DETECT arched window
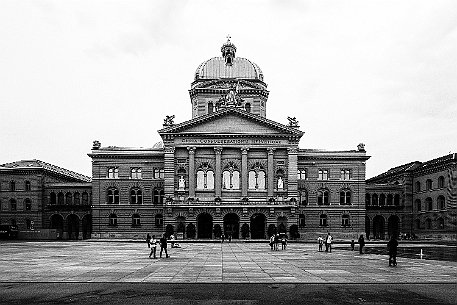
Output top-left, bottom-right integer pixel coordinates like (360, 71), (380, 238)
(342, 214), (350, 227)
(132, 214), (141, 227)
(318, 169), (328, 180)
(25, 181), (31, 191)
(109, 214), (117, 226)
(222, 163), (240, 190)
(58, 192), (64, 205)
(394, 194), (400, 206)
(425, 197), (433, 211)
(415, 199), (421, 211)
(177, 168), (186, 190)
(437, 218), (444, 229)
(297, 169), (307, 180)
(26, 219), (32, 230)
(208, 102), (214, 114)
(154, 169), (165, 179)
(415, 219), (421, 229)
(196, 163), (214, 189)
(299, 190), (308, 206)
(155, 214), (163, 227)
(379, 194), (386, 206)
(319, 214), (328, 227)
(386, 194), (393, 205)
(415, 181), (421, 192)
(50, 192), (57, 205)
(130, 188), (142, 204)
(65, 192), (72, 205)
(365, 193), (371, 206)
(426, 179), (432, 190)
(248, 163), (266, 190)
(318, 189), (329, 205)
(107, 188), (119, 204)
(130, 168), (142, 179)
(340, 169), (351, 180)
(299, 214), (305, 227)
(10, 199), (17, 211)
(82, 192), (89, 205)
(25, 198), (31, 211)
(425, 218), (432, 229)
(10, 181), (16, 191)
(74, 192), (80, 205)
(339, 189), (351, 205)
(372, 194), (378, 206)
(245, 103), (251, 113)
(438, 176), (445, 188)
(108, 167), (119, 179)
(437, 195), (445, 210)
(153, 188), (164, 204)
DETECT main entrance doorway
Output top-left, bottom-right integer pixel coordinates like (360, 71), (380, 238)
(197, 213), (213, 239)
(250, 213), (266, 239)
(373, 215), (385, 239)
(67, 214), (80, 240)
(223, 213), (239, 239)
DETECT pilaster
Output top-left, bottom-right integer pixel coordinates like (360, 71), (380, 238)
(241, 147), (249, 197)
(287, 147), (299, 199)
(214, 147), (223, 197)
(267, 148), (275, 197)
(164, 146), (176, 199)
(188, 147), (196, 198)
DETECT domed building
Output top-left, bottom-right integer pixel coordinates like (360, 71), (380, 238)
(88, 39), (370, 240)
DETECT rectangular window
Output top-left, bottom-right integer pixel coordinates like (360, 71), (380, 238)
(154, 169), (165, 179)
(340, 169), (351, 180)
(342, 215), (350, 227)
(318, 169), (328, 180)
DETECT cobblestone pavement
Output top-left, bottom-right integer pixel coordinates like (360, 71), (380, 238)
(1, 241), (456, 283)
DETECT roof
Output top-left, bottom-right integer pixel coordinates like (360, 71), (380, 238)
(0, 160), (91, 182)
(195, 57), (264, 81)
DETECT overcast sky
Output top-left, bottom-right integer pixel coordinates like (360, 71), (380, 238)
(1, 0), (456, 179)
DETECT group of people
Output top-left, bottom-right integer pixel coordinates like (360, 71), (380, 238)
(319, 233), (399, 266)
(269, 234), (288, 250)
(317, 232), (333, 252)
(146, 233), (180, 259)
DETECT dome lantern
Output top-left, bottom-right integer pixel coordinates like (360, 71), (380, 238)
(221, 35), (236, 66)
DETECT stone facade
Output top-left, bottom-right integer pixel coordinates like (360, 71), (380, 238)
(0, 160), (91, 239)
(366, 153), (457, 240)
(88, 39), (370, 240)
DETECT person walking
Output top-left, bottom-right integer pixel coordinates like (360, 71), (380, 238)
(160, 233), (169, 258)
(387, 235), (398, 266)
(146, 233), (151, 248)
(326, 233), (333, 253)
(351, 239), (355, 251)
(281, 234), (287, 250)
(318, 236), (324, 252)
(269, 235), (275, 250)
(358, 234), (365, 254)
(149, 235), (157, 259)
(274, 234), (279, 251)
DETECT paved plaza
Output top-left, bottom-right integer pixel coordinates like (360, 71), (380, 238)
(0, 241), (456, 283)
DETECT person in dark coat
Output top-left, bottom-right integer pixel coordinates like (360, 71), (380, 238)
(146, 233), (151, 248)
(358, 234), (365, 254)
(160, 233), (169, 258)
(387, 235), (398, 266)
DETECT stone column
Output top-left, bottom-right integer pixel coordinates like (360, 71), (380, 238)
(267, 148), (275, 197)
(164, 146), (176, 200)
(214, 147), (223, 198)
(241, 147), (249, 197)
(287, 147), (299, 199)
(188, 147), (196, 198)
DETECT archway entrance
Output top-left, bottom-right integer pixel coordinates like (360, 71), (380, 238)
(197, 213), (213, 239)
(250, 213), (266, 239)
(82, 214), (92, 239)
(388, 215), (400, 239)
(223, 213), (239, 239)
(50, 214), (64, 239)
(365, 216), (371, 240)
(67, 214), (80, 240)
(373, 215), (385, 240)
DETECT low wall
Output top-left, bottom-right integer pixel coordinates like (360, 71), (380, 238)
(18, 229), (58, 240)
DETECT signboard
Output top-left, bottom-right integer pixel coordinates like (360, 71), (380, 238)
(177, 138), (288, 146)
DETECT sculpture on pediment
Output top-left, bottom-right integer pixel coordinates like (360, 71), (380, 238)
(218, 81), (243, 109)
(287, 117), (299, 128)
(357, 143), (366, 151)
(163, 115), (175, 127)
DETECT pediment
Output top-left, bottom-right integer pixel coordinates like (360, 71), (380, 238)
(159, 108), (303, 137)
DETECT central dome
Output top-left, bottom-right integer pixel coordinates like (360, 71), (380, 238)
(194, 39), (264, 81)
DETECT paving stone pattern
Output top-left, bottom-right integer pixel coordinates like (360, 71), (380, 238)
(0, 241), (456, 283)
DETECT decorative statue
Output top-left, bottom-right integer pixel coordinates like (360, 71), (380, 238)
(287, 117), (299, 128)
(163, 115), (175, 126)
(357, 143), (366, 151)
(178, 176), (185, 189)
(277, 177), (284, 189)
